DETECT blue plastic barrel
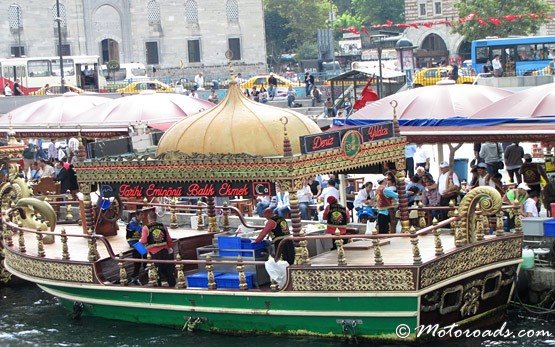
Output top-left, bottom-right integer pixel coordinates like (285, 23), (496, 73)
(453, 158), (469, 182)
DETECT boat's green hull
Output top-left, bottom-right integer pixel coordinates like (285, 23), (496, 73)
(46, 284), (418, 340)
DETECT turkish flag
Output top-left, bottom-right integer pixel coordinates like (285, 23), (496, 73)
(361, 25), (369, 35)
(461, 13), (476, 23)
(385, 20), (393, 27)
(348, 26), (360, 34)
(504, 15), (517, 22)
(423, 22), (433, 28)
(477, 18), (488, 27)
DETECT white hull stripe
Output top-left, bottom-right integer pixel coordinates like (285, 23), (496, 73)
(38, 284), (419, 318)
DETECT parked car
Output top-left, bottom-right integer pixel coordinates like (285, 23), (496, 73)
(29, 84), (85, 95)
(240, 74), (293, 89)
(116, 80), (174, 94)
(412, 67), (475, 87)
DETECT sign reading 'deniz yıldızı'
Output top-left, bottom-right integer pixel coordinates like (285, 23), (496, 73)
(300, 122), (394, 154)
(100, 181), (275, 198)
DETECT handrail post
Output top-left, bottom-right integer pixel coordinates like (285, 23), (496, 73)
(372, 227), (383, 265)
(299, 229), (310, 265)
(87, 230), (99, 262)
(417, 202), (426, 229)
(36, 227), (45, 257)
(335, 229), (346, 266)
(176, 254), (186, 288)
(448, 200), (456, 235)
(513, 202), (522, 234)
(495, 211), (504, 236)
(18, 228), (26, 253)
(65, 191), (74, 221)
(222, 201), (230, 232)
(206, 255), (216, 290)
(61, 227), (70, 260)
(454, 209), (465, 247)
(170, 197), (178, 229)
(196, 201), (204, 231)
(236, 255), (248, 290)
(410, 226), (421, 265)
(147, 253), (158, 287)
(118, 253), (128, 286)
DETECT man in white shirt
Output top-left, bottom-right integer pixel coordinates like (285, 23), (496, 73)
(4, 83), (12, 96)
(414, 144), (431, 172)
(492, 55), (503, 77)
(438, 161), (460, 220)
(194, 72), (204, 90)
(320, 178), (340, 208)
(47, 139), (57, 161)
(273, 188), (290, 218)
(296, 179), (313, 220)
(523, 191), (540, 217)
(354, 182), (375, 210)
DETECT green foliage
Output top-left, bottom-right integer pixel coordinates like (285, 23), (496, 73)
(333, 12), (363, 30)
(351, 0), (404, 24)
(453, 0), (553, 41)
(297, 42), (319, 60)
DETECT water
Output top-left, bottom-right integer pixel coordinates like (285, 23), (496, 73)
(0, 284), (553, 347)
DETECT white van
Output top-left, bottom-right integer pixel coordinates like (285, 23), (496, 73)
(101, 62), (148, 83)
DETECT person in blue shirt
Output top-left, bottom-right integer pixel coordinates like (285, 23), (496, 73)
(126, 208), (146, 284)
(375, 174), (399, 234)
(405, 143), (417, 179)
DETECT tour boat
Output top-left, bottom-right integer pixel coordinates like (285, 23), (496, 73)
(1, 81), (522, 341)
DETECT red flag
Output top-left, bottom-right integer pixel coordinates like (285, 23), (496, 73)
(504, 15), (517, 22)
(477, 18), (488, 27)
(409, 23), (419, 28)
(361, 25), (369, 35)
(461, 13), (476, 23)
(489, 17), (501, 26)
(396, 23), (409, 28)
(528, 13), (540, 19)
(371, 24), (381, 29)
(348, 26), (360, 35)
(385, 20), (393, 27)
(423, 22), (433, 28)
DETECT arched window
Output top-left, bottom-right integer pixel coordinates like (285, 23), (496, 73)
(184, 0), (198, 24)
(147, 0), (161, 24)
(226, 0), (239, 24)
(51, 2), (67, 27)
(8, 4), (22, 29)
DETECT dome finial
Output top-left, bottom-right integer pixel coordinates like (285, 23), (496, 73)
(226, 49), (237, 86)
(7, 114), (20, 145)
(281, 116), (292, 157)
(390, 100), (400, 136)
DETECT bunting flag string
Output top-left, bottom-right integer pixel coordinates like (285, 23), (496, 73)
(338, 12), (552, 33)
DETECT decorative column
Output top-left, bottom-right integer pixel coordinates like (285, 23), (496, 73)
(390, 100), (400, 137)
(395, 171), (410, 233)
(222, 201), (230, 232)
(207, 196), (218, 233)
(81, 184), (94, 234)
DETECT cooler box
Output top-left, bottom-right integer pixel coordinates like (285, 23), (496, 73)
(215, 272), (255, 289)
(217, 236), (265, 257)
(522, 217), (553, 236)
(543, 220), (555, 236)
(186, 271), (223, 288)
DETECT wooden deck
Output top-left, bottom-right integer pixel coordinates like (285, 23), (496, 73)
(14, 222), (502, 267)
(18, 222), (211, 262)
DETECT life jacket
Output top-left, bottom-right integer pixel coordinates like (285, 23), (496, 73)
(146, 222), (168, 249)
(326, 203), (347, 226)
(269, 216), (290, 240)
(376, 185), (393, 209)
(521, 163), (541, 185)
(126, 218), (142, 243)
(326, 203), (348, 235)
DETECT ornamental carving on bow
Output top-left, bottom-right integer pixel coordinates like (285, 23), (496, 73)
(4, 252), (94, 283)
(420, 237), (521, 288)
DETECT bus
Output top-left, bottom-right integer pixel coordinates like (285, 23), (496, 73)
(0, 55), (106, 93)
(101, 62), (148, 83)
(471, 36), (555, 76)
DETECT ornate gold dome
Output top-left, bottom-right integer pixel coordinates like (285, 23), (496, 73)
(156, 82), (321, 157)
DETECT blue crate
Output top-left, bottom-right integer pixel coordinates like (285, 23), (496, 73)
(544, 220), (555, 236)
(216, 272), (254, 289)
(186, 271), (223, 288)
(217, 236), (243, 250)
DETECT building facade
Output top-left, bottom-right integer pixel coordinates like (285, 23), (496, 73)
(403, 0), (555, 68)
(2, 0), (267, 78)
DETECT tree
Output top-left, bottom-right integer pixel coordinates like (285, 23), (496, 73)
(264, 0), (331, 56)
(351, 0), (404, 25)
(265, 9), (293, 64)
(453, 0), (553, 41)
